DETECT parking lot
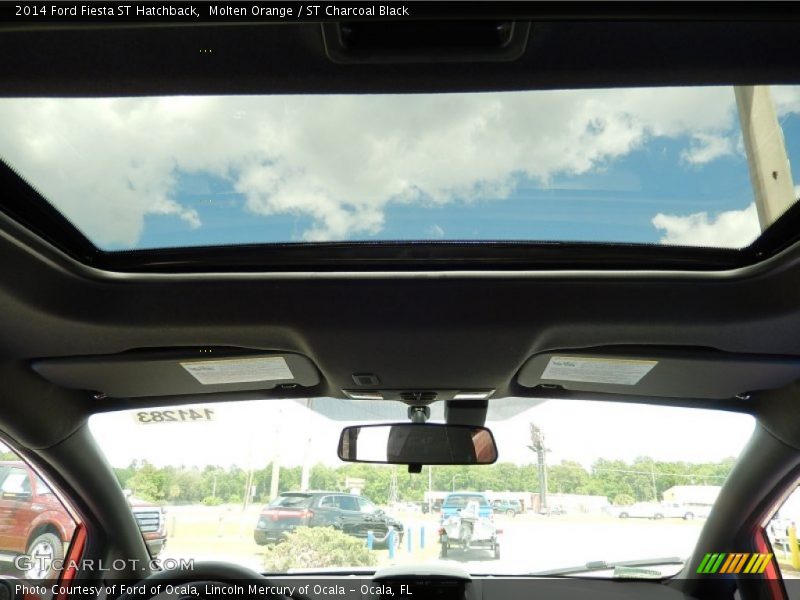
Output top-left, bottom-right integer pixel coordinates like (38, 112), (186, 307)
(2, 503), (794, 580)
(159, 505), (706, 575)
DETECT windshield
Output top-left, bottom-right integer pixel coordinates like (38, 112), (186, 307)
(88, 399), (754, 576)
(269, 494), (312, 509)
(3, 85), (800, 251)
(444, 495), (490, 508)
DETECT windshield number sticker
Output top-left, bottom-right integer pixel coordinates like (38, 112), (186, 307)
(135, 408), (214, 425)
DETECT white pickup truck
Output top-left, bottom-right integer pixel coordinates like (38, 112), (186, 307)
(607, 502), (703, 520)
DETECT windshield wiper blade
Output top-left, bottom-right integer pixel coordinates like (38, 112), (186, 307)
(529, 556), (685, 577)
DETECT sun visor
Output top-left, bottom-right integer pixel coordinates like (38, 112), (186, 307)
(517, 348), (800, 399)
(31, 348), (320, 398)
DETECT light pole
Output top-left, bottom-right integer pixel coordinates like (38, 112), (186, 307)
(734, 86), (796, 230)
(650, 463), (658, 502)
(528, 424), (548, 512)
(269, 407), (283, 501)
(428, 465), (433, 512)
(451, 474), (461, 492)
(300, 399), (314, 491)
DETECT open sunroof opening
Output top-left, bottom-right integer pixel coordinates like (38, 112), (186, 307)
(1, 85), (800, 257)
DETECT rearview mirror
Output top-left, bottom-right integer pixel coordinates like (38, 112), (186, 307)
(338, 423), (498, 465)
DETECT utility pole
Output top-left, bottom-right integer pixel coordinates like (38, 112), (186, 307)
(269, 460), (280, 500)
(650, 463), (658, 502)
(528, 423), (548, 512)
(538, 440), (548, 512)
(389, 466), (399, 505)
(269, 408), (283, 500)
(734, 86), (796, 230)
(243, 428), (255, 510)
(243, 470), (256, 508)
(428, 465), (433, 512)
(300, 399), (314, 491)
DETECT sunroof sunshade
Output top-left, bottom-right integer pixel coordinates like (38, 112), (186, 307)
(2, 85), (799, 252)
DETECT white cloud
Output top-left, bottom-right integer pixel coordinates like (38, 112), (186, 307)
(771, 86), (800, 116)
(150, 197), (202, 229)
(680, 133), (735, 165)
(428, 224), (445, 239)
(651, 203), (760, 248)
(0, 86), (761, 247)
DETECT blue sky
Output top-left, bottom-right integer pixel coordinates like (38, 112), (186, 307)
(2, 86), (799, 252)
(136, 133), (759, 250)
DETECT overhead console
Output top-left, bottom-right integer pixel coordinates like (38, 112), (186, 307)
(517, 346), (800, 400)
(30, 347), (320, 398)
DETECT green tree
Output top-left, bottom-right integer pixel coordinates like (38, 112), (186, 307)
(548, 461), (590, 494)
(613, 493), (635, 506)
(309, 464), (341, 491)
(127, 461), (161, 501)
(110, 455), (735, 507)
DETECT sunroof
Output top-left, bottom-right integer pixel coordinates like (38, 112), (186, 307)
(1, 85), (799, 252)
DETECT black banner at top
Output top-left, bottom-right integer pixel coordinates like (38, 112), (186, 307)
(7, 2), (419, 21)
(1, 2), (797, 24)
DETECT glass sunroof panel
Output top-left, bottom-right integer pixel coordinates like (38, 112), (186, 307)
(1, 85), (799, 251)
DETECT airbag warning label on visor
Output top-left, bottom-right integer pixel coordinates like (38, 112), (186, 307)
(180, 356), (294, 385)
(541, 356), (657, 386)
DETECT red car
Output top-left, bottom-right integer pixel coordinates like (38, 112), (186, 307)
(0, 461), (75, 578)
(0, 461), (167, 578)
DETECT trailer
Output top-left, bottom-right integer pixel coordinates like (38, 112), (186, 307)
(438, 500), (500, 559)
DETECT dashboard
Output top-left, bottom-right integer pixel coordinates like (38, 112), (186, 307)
(262, 564), (697, 600)
(136, 563), (699, 600)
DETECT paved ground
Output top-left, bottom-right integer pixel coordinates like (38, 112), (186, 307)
(444, 513), (701, 574)
(159, 506), (705, 576)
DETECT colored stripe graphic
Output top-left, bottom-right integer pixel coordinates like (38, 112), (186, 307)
(697, 553), (723, 573)
(720, 553), (738, 573)
(697, 553), (773, 574)
(744, 554), (761, 574)
(697, 553), (714, 573)
(757, 554), (773, 574)
(732, 554), (749, 573)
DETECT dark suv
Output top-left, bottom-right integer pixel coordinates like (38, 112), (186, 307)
(493, 500), (523, 516)
(254, 491), (404, 547)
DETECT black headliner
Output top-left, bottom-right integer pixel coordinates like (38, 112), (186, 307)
(2, 17), (800, 96)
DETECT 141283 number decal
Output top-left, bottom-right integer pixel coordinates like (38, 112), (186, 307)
(135, 408), (214, 425)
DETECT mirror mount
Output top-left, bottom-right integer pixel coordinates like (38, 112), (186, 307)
(407, 405), (430, 423)
(445, 399), (488, 427)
